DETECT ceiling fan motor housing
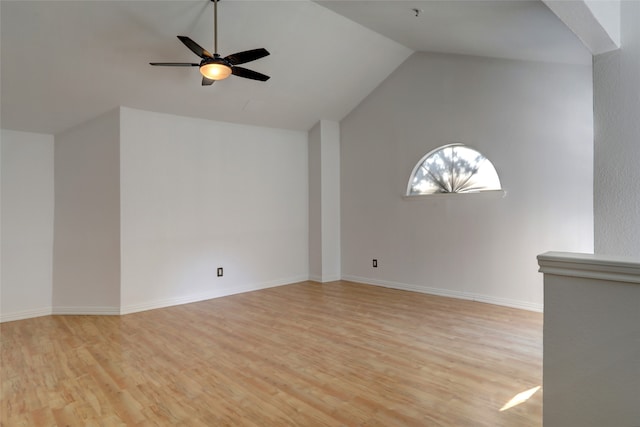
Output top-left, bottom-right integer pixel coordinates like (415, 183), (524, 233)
(200, 56), (233, 80)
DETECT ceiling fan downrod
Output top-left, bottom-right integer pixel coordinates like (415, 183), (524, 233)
(212, 0), (219, 55)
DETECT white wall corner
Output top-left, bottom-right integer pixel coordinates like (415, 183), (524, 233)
(544, 0), (621, 54)
(319, 120), (341, 282)
(308, 119), (342, 283)
(308, 122), (323, 281)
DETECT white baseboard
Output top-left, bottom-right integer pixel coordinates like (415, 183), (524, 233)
(120, 275), (309, 315)
(341, 275), (543, 312)
(1, 277), (310, 321)
(52, 306), (120, 315)
(0, 307), (53, 323)
(308, 274), (341, 283)
(1, 275), (542, 322)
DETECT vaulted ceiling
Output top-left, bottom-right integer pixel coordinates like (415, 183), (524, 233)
(0, 0), (590, 135)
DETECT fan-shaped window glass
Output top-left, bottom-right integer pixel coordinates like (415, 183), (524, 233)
(407, 144), (501, 195)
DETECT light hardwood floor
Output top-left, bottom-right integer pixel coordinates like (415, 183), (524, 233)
(1, 281), (542, 426)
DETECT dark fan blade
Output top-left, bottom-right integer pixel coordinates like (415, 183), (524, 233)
(202, 76), (215, 86)
(225, 48), (270, 65)
(150, 62), (199, 67)
(231, 66), (270, 81)
(177, 35), (213, 59)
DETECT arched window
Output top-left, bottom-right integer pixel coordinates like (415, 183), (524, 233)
(407, 143), (502, 195)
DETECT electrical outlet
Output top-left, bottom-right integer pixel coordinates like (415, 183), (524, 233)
(217, 267), (223, 277)
(373, 259), (378, 268)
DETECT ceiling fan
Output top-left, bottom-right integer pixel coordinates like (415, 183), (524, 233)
(150, 0), (270, 86)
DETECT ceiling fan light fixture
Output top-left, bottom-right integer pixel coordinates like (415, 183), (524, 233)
(200, 62), (232, 80)
(149, 0), (270, 85)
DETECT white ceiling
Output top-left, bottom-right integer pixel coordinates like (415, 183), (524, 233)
(0, 0), (591, 135)
(318, 0), (592, 64)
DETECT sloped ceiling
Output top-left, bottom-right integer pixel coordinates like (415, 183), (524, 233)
(0, 0), (590, 135)
(318, 0), (592, 64)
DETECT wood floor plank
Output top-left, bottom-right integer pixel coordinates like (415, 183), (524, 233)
(1, 281), (542, 426)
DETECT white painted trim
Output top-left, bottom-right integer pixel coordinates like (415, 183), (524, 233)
(0, 307), (53, 323)
(120, 275), (309, 315)
(1, 277), (310, 320)
(1, 274), (544, 321)
(537, 251), (640, 284)
(308, 274), (341, 283)
(52, 306), (120, 316)
(543, 0), (620, 54)
(342, 275), (543, 312)
(403, 189), (506, 201)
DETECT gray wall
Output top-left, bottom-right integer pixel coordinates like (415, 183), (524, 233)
(119, 108), (309, 313)
(1, 130), (54, 321)
(340, 52), (594, 310)
(53, 109), (121, 313)
(2, 106), (310, 320)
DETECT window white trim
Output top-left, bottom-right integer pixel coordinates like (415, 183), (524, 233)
(403, 189), (506, 201)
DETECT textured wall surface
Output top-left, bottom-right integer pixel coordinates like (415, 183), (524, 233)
(594, 1), (640, 256)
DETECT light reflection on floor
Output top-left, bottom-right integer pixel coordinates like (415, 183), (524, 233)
(500, 386), (542, 412)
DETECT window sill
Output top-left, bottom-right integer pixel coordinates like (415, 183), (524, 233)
(403, 189), (507, 201)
